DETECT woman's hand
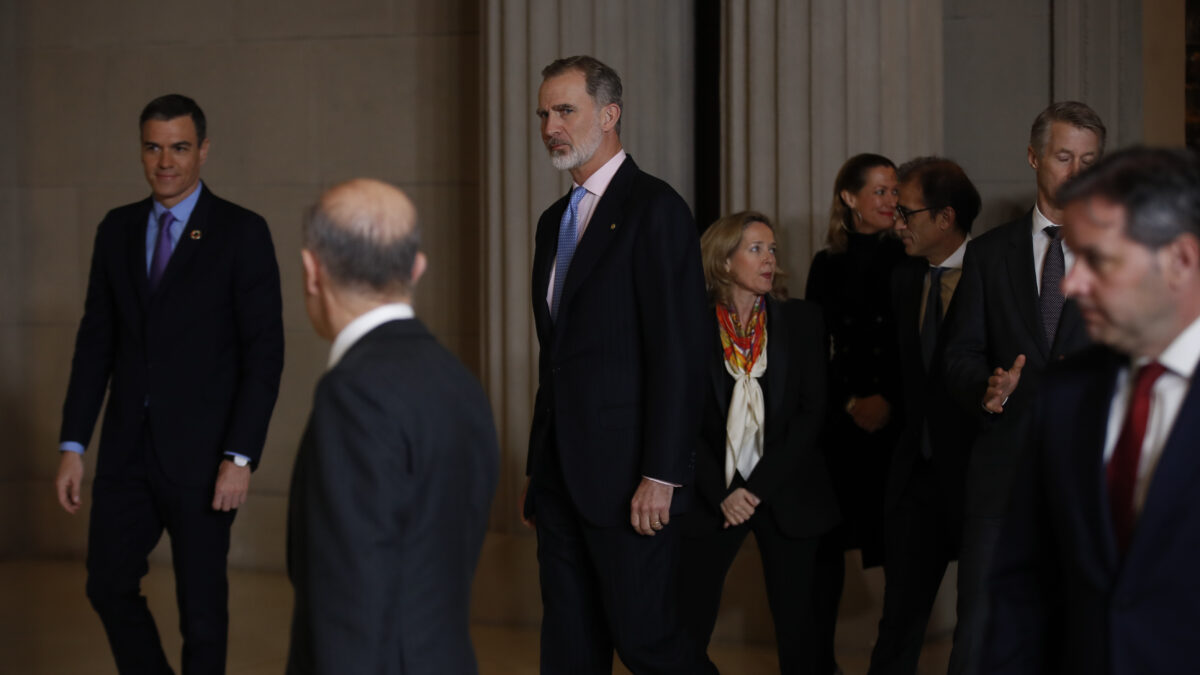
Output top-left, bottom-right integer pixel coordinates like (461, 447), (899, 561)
(720, 487), (761, 528)
(849, 394), (891, 433)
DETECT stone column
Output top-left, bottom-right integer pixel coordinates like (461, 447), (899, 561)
(720, 0), (942, 286)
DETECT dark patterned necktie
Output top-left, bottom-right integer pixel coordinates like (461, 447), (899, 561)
(1040, 226), (1065, 347)
(920, 266), (947, 368)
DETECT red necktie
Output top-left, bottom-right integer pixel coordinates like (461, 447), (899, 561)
(1107, 361), (1167, 554)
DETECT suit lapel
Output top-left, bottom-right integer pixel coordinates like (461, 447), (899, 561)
(127, 198), (154, 308)
(153, 187), (210, 299)
(1127, 374), (1200, 567)
(709, 317), (729, 417)
(555, 156), (637, 320)
(532, 194), (567, 342)
(1053, 299), (1088, 355)
(1004, 211), (1048, 360)
(765, 296), (789, 425)
(1075, 355), (1123, 572)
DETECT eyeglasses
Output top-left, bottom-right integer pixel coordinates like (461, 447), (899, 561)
(894, 205), (935, 224)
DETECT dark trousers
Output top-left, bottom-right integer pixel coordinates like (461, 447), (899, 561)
(530, 443), (692, 675)
(868, 460), (958, 675)
(85, 428), (235, 675)
(812, 528), (846, 675)
(680, 498), (821, 674)
(946, 514), (1004, 675)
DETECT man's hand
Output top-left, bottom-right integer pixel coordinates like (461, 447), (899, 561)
(630, 478), (674, 536)
(212, 459), (251, 512)
(520, 477), (535, 530)
(56, 452), (85, 514)
(720, 487), (760, 529)
(983, 354), (1026, 414)
(849, 394), (892, 433)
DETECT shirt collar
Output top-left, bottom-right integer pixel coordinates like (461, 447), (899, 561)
(1140, 314), (1200, 380)
(328, 302), (415, 368)
(152, 180), (204, 225)
(935, 234), (971, 270)
(575, 149), (626, 197)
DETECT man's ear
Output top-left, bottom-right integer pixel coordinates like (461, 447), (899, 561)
(938, 206), (957, 232)
(600, 103), (621, 132)
(410, 251), (427, 286)
(1027, 144), (1039, 171)
(301, 248), (321, 296)
(1161, 233), (1200, 290)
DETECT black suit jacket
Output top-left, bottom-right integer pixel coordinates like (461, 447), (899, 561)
(287, 319), (499, 675)
(59, 186), (284, 486)
(887, 258), (976, 524)
(526, 155), (709, 527)
(982, 346), (1200, 675)
(941, 211), (1089, 516)
(686, 297), (839, 538)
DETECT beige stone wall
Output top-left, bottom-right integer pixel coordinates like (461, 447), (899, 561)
(0, 0), (482, 569)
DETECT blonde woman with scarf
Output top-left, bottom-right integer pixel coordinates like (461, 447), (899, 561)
(680, 211), (840, 674)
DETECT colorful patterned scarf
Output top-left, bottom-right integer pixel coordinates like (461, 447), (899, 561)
(717, 297), (768, 487)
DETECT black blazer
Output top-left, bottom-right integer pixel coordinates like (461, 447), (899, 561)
(526, 155), (709, 526)
(59, 186), (284, 486)
(287, 319), (499, 675)
(887, 258), (976, 523)
(982, 346), (1200, 675)
(687, 297), (839, 538)
(941, 212), (1089, 516)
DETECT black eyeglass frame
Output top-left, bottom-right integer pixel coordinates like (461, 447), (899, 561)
(894, 205), (936, 224)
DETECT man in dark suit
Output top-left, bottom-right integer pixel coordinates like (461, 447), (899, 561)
(869, 158), (980, 675)
(54, 94), (284, 674)
(287, 179), (498, 674)
(940, 101), (1105, 675)
(521, 55), (708, 673)
(981, 147), (1200, 674)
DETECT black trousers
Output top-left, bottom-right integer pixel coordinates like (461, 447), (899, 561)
(680, 495), (821, 675)
(85, 426), (235, 675)
(868, 459), (958, 675)
(946, 514), (1003, 675)
(530, 442), (693, 675)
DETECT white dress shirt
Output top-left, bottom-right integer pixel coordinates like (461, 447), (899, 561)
(1103, 315), (1200, 515)
(328, 303), (415, 369)
(545, 149), (627, 309)
(1031, 205), (1076, 293)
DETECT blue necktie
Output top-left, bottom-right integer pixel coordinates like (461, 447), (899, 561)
(551, 186), (588, 321)
(149, 210), (176, 289)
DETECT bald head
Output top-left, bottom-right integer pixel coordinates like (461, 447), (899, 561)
(304, 178), (422, 297)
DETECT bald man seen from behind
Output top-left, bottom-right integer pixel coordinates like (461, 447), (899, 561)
(286, 179), (499, 675)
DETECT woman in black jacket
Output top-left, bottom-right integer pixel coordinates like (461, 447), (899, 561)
(681, 210), (838, 674)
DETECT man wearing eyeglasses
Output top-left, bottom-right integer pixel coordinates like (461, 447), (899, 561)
(940, 102), (1105, 675)
(869, 157), (979, 675)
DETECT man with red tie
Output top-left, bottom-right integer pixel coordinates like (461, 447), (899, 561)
(981, 147), (1200, 675)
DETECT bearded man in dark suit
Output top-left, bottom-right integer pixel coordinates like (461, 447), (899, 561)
(287, 178), (498, 675)
(521, 55), (708, 674)
(55, 94), (284, 674)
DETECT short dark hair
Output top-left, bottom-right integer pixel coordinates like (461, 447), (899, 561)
(1057, 146), (1200, 249)
(1029, 101), (1106, 157)
(303, 196), (421, 295)
(827, 153), (897, 252)
(139, 94), (207, 143)
(542, 55), (623, 134)
(897, 156), (981, 235)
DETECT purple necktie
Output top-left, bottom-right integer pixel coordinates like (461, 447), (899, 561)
(149, 210), (176, 289)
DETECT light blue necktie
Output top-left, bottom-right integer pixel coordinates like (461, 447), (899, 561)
(551, 186), (588, 321)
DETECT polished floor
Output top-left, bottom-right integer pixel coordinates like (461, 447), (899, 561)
(0, 559), (951, 674)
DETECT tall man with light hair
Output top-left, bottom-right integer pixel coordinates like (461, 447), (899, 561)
(941, 101), (1105, 674)
(287, 179), (499, 675)
(982, 147), (1200, 674)
(522, 55), (708, 673)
